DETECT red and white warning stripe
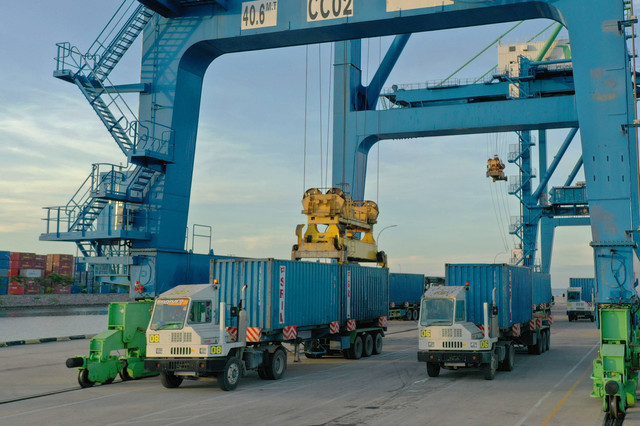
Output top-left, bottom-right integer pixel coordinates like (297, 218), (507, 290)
(476, 324), (485, 332)
(246, 327), (262, 342)
(529, 319), (536, 331)
(547, 315), (553, 325)
(537, 318), (542, 329)
(512, 323), (521, 337)
(225, 326), (238, 342)
(378, 316), (388, 328)
(282, 325), (297, 340)
(403, 301), (410, 308)
(330, 321), (340, 334)
(389, 302), (396, 308)
(347, 319), (356, 331)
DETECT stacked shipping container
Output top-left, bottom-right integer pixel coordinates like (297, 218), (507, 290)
(3, 252), (75, 295)
(0, 251), (9, 295)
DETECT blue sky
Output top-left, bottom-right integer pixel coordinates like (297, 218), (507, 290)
(2, 1), (631, 289)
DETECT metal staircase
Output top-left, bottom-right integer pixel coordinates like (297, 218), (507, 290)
(41, 0), (162, 256)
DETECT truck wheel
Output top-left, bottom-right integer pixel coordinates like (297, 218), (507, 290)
(160, 371), (183, 389)
(534, 333), (543, 355)
(265, 347), (287, 380)
(483, 352), (497, 380)
(363, 333), (374, 357)
(348, 335), (363, 360)
(426, 362), (440, 377)
(372, 332), (383, 355)
(405, 310), (412, 321)
(219, 357), (242, 391)
(591, 315), (595, 323)
(499, 343), (515, 371)
(78, 369), (94, 388)
(412, 309), (419, 321)
(257, 368), (269, 380)
(544, 330), (550, 352)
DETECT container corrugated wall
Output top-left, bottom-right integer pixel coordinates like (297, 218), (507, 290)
(389, 273), (425, 305)
(0, 251), (9, 270)
(532, 272), (552, 307)
(569, 278), (596, 303)
(211, 259), (387, 334)
(342, 264), (388, 323)
(446, 264), (533, 328)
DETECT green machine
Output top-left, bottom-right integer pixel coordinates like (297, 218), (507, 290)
(66, 301), (158, 387)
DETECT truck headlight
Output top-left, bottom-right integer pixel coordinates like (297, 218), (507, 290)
(470, 342), (478, 348)
(156, 348), (163, 355)
(200, 348), (207, 354)
(428, 341), (435, 348)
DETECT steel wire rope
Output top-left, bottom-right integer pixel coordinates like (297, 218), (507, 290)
(325, 43), (333, 188)
(490, 133), (510, 252)
(377, 37), (382, 205)
(497, 132), (517, 248)
(303, 45), (309, 192)
(318, 44), (324, 187)
(487, 134), (510, 253)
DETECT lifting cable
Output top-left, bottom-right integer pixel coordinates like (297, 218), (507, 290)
(303, 45), (309, 192)
(318, 44), (324, 187)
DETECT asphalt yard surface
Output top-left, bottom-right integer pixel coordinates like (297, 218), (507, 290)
(0, 302), (603, 425)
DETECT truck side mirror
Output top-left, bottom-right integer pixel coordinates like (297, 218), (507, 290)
(230, 306), (238, 317)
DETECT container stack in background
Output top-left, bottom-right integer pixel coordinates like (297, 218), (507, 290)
(3, 252), (77, 295)
(0, 251), (9, 295)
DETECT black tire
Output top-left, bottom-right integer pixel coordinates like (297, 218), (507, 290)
(257, 368), (269, 380)
(405, 310), (412, 321)
(264, 347), (287, 380)
(545, 330), (551, 352)
(363, 333), (374, 357)
(119, 366), (132, 381)
(219, 357), (242, 391)
(534, 333), (543, 355)
(412, 309), (419, 321)
(499, 343), (515, 372)
(103, 377), (114, 385)
(372, 332), (383, 355)
(484, 352), (497, 380)
(78, 369), (94, 388)
(591, 315), (595, 323)
(426, 362), (440, 377)
(348, 335), (363, 360)
(160, 371), (183, 389)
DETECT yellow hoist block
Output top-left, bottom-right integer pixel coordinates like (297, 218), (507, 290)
(486, 155), (507, 182)
(292, 188), (387, 267)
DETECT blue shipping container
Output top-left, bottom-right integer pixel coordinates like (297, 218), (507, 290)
(389, 273), (425, 305)
(0, 268), (8, 277)
(445, 264), (533, 329)
(0, 251), (9, 267)
(569, 278), (595, 303)
(0, 282), (6, 295)
(532, 272), (552, 307)
(210, 259), (388, 334)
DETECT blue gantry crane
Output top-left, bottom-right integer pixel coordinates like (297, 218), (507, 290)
(41, 0), (640, 419)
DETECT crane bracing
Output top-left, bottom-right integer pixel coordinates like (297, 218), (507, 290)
(42, 0), (640, 419)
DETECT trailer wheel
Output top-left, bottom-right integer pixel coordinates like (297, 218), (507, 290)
(405, 310), (412, 321)
(363, 333), (374, 357)
(483, 352), (497, 380)
(78, 369), (94, 388)
(348, 335), (363, 360)
(426, 362), (440, 377)
(372, 332), (383, 355)
(534, 333), (543, 355)
(219, 357), (242, 391)
(160, 371), (183, 389)
(264, 347), (287, 380)
(119, 366), (132, 381)
(544, 330), (551, 352)
(412, 309), (419, 321)
(499, 343), (515, 372)
(257, 368), (269, 380)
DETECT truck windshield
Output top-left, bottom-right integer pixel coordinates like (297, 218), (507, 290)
(420, 298), (454, 326)
(567, 291), (581, 302)
(150, 298), (189, 330)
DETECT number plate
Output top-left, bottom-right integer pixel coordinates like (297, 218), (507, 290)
(307, 0), (353, 22)
(210, 345), (223, 355)
(420, 329), (431, 337)
(241, 0), (278, 30)
(149, 334), (159, 343)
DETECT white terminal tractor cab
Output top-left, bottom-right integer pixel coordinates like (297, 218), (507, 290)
(144, 281), (287, 391)
(417, 285), (513, 380)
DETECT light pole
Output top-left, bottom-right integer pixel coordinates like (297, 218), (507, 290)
(377, 225), (398, 247)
